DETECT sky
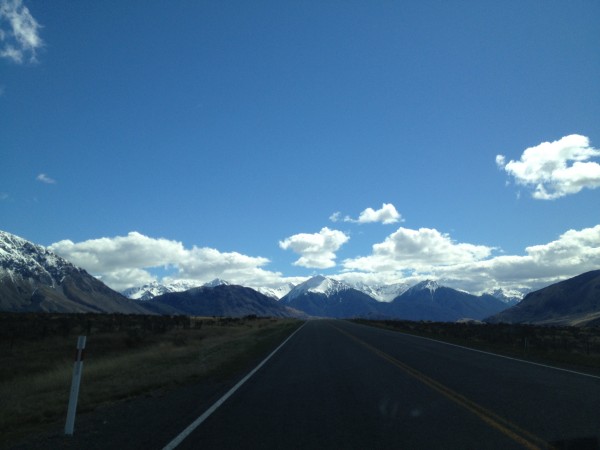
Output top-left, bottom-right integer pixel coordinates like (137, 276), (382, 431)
(1, 0), (599, 295)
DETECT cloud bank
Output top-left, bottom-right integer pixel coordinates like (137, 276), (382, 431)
(48, 222), (600, 297)
(342, 224), (600, 294)
(279, 227), (349, 269)
(49, 232), (290, 291)
(344, 227), (494, 272)
(497, 134), (600, 200)
(0, 0), (43, 64)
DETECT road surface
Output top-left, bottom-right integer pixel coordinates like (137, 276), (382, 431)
(165, 320), (600, 450)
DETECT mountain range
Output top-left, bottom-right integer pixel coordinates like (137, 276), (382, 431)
(139, 284), (305, 318)
(385, 280), (509, 322)
(279, 275), (381, 318)
(274, 277), (510, 321)
(3, 229), (598, 325)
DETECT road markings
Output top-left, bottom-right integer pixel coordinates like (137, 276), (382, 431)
(333, 324), (553, 450)
(391, 330), (600, 380)
(162, 321), (307, 450)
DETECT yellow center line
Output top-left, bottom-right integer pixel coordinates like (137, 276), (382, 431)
(332, 324), (554, 450)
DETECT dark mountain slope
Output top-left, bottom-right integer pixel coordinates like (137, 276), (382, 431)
(0, 230), (150, 314)
(487, 270), (600, 326)
(279, 276), (381, 318)
(142, 284), (303, 318)
(390, 281), (509, 322)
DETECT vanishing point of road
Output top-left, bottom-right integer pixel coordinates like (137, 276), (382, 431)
(162, 320), (600, 450)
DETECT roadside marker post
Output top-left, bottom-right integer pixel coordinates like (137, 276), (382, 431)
(65, 335), (86, 436)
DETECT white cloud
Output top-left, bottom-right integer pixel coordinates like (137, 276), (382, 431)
(354, 203), (402, 224)
(497, 134), (600, 199)
(342, 224), (600, 295)
(0, 0), (43, 64)
(49, 231), (285, 291)
(333, 203), (403, 225)
(35, 173), (56, 184)
(279, 227), (349, 269)
(344, 227), (493, 273)
(329, 211), (342, 223)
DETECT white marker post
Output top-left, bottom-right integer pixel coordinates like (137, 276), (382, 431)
(65, 335), (86, 436)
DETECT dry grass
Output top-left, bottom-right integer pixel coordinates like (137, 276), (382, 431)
(0, 316), (301, 447)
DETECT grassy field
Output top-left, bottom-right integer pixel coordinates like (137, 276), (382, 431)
(0, 313), (301, 447)
(353, 318), (600, 373)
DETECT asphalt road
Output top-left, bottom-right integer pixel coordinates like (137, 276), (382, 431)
(165, 320), (600, 450)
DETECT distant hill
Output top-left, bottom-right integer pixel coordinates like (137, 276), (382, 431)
(279, 276), (381, 318)
(141, 284), (304, 318)
(487, 270), (600, 326)
(0, 230), (150, 314)
(389, 280), (509, 322)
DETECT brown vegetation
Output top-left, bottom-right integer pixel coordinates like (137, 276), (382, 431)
(0, 312), (301, 447)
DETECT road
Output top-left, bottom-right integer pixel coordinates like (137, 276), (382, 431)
(163, 320), (600, 450)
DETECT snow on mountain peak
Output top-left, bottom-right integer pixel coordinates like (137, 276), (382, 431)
(286, 275), (351, 300)
(418, 280), (439, 293)
(406, 280), (441, 296)
(0, 230), (77, 286)
(203, 278), (230, 288)
(122, 280), (201, 300)
(487, 287), (525, 304)
(256, 283), (295, 300)
(122, 278), (232, 301)
(348, 281), (410, 302)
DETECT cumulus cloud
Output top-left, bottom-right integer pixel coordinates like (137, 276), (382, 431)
(344, 227), (493, 273)
(342, 224), (600, 295)
(497, 135), (600, 199)
(354, 203), (402, 224)
(36, 173), (56, 184)
(49, 231), (285, 291)
(0, 0), (43, 64)
(279, 227), (349, 269)
(332, 203), (403, 225)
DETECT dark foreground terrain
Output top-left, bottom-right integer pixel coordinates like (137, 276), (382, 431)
(10, 319), (600, 449)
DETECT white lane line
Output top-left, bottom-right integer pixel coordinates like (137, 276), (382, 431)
(388, 327), (600, 380)
(162, 321), (307, 450)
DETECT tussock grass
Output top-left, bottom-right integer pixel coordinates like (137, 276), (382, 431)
(0, 315), (301, 447)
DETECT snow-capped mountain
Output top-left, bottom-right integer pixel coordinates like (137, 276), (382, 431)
(1, 230), (74, 287)
(403, 280), (441, 298)
(122, 278), (229, 300)
(202, 278), (230, 288)
(391, 280), (509, 321)
(256, 283), (295, 300)
(122, 280), (200, 301)
(283, 275), (351, 301)
(0, 230), (148, 313)
(349, 281), (410, 302)
(280, 275), (380, 318)
(486, 288), (524, 305)
(142, 284), (304, 318)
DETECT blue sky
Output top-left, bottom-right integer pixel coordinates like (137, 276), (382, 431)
(1, 0), (599, 294)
